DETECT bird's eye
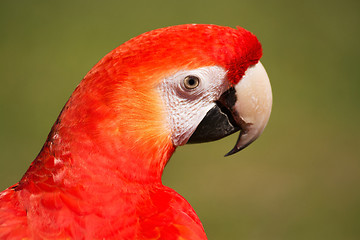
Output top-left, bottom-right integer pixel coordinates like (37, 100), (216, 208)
(183, 75), (200, 89)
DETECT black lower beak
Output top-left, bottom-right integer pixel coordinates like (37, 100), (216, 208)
(187, 88), (240, 144)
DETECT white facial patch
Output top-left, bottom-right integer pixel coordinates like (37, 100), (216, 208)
(157, 66), (229, 146)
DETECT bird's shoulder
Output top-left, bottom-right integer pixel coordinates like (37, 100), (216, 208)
(136, 185), (208, 240)
(0, 186), (29, 239)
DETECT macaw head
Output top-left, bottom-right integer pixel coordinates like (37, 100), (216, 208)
(55, 24), (272, 178)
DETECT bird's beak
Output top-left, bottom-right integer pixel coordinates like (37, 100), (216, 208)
(188, 62), (272, 156)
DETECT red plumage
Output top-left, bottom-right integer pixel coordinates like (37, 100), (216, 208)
(0, 24), (262, 239)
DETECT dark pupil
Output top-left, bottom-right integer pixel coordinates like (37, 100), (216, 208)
(188, 78), (196, 86)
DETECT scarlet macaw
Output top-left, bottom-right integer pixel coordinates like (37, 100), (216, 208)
(0, 24), (272, 239)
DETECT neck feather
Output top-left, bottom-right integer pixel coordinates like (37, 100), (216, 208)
(19, 78), (175, 194)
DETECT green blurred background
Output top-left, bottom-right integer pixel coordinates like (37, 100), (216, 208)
(1, 0), (359, 239)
